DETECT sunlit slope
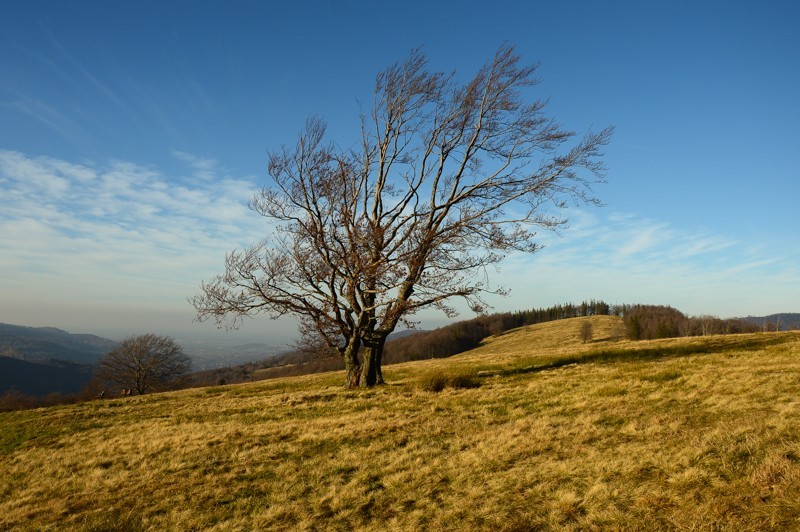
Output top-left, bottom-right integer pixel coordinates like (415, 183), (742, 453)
(455, 314), (628, 363)
(2, 322), (800, 530)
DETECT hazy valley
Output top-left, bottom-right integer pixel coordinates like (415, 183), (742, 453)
(0, 323), (285, 398)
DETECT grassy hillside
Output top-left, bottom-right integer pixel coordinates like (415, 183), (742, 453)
(2, 316), (800, 530)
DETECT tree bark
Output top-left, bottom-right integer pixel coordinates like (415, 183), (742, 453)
(359, 332), (388, 387)
(374, 339), (385, 385)
(342, 337), (361, 388)
(359, 346), (378, 387)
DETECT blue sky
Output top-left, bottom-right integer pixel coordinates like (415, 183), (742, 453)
(1, 1), (798, 343)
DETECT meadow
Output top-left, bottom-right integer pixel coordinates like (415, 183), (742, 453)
(2, 316), (799, 530)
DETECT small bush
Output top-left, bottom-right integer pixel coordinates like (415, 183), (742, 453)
(0, 389), (37, 412)
(419, 373), (449, 392)
(418, 370), (480, 392)
(448, 372), (480, 389)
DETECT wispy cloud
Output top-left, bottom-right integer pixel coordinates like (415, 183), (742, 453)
(1, 96), (85, 140)
(615, 222), (670, 257)
(172, 151), (218, 181)
(488, 209), (799, 318)
(0, 149), (269, 336)
(44, 28), (131, 115)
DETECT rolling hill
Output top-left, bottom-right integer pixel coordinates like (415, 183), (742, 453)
(0, 323), (117, 364)
(0, 357), (94, 397)
(2, 316), (799, 530)
(741, 313), (800, 331)
(0, 323), (118, 397)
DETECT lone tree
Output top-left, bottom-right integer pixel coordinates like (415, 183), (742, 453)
(580, 321), (593, 343)
(96, 334), (191, 395)
(191, 45), (612, 387)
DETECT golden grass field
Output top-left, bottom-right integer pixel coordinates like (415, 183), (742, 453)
(2, 316), (800, 530)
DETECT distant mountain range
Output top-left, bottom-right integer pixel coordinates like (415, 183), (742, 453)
(0, 356), (95, 397)
(0, 323), (119, 397)
(0, 323), (118, 364)
(739, 313), (800, 331)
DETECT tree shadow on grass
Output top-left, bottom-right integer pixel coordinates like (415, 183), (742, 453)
(491, 334), (797, 379)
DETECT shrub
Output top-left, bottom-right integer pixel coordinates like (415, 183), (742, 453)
(418, 373), (449, 392)
(418, 370), (480, 392)
(447, 371), (481, 389)
(0, 389), (37, 412)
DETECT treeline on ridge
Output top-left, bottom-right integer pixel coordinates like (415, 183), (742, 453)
(384, 300), (621, 364)
(384, 303), (763, 361)
(623, 305), (761, 340)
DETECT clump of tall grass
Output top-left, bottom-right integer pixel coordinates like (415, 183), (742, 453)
(417, 369), (480, 392)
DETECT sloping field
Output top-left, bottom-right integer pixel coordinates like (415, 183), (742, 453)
(2, 316), (800, 530)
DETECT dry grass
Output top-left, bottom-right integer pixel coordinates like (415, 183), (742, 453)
(2, 316), (800, 530)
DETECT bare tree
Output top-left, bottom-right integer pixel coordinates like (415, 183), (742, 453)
(191, 45), (612, 387)
(580, 321), (593, 343)
(697, 314), (718, 336)
(96, 334), (191, 395)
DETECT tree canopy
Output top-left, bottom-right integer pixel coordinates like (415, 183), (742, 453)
(96, 334), (191, 395)
(191, 45), (612, 387)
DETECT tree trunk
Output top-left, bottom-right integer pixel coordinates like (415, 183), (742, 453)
(358, 311), (380, 387)
(374, 337), (385, 385)
(359, 333), (388, 387)
(342, 337), (361, 388)
(359, 346), (378, 387)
